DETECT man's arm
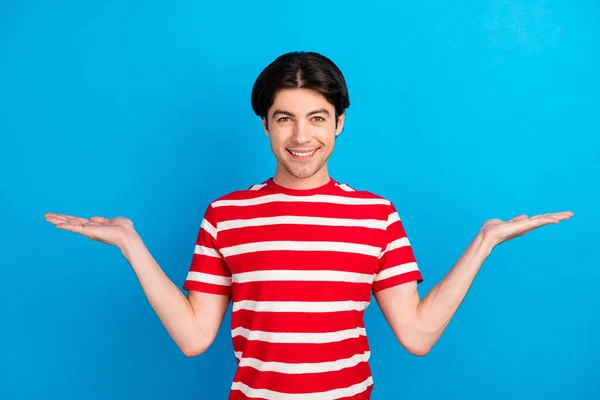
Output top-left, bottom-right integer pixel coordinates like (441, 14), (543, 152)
(44, 213), (230, 357)
(375, 211), (573, 356)
(375, 232), (491, 356)
(122, 232), (230, 357)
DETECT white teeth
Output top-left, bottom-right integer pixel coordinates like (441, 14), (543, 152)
(290, 149), (316, 157)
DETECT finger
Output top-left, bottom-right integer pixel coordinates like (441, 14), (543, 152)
(532, 211), (573, 219)
(46, 213), (80, 220)
(529, 212), (562, 220)
(55, 223), (88, 234)
(507, 213), (553, 224)
(530, 212), (558, 219)
(45, 212), (65, 218)
(535, 217), (561, 227)
(46, 213), (89, 225)
(552, 211), (574, 218)
(45, 215), (70, 225)
(519, 216), (562, 234)
(553, 211), (574, 216)
(550, 213), (572, 221)
(90, 216), (109, 223)
(45, 213), (68, 221)
(532, 215), (561, 224)
(62, 215), (90, 225)
(515, 215), (559, 231)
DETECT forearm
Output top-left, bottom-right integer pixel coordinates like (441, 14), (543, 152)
(120, 233), (204, 354)
(416, 232), (495, 339)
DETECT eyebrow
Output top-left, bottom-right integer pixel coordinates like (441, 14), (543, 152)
(271, 108), (331, 119)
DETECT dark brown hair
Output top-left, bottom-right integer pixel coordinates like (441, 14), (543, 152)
(251, 51), (350, 128)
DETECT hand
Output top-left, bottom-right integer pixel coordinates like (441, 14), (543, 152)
(480, 211), (574, 247)
(44, 213), (137, 249)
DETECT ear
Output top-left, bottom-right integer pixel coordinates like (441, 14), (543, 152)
(262, 117), (270, 136)
(335, 112), (346, 136)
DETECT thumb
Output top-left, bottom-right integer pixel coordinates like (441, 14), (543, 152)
(509, 215), (529, 222)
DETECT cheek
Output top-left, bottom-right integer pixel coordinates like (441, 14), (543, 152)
(315, 131), (337, 146)
(268, 130), (289, 149)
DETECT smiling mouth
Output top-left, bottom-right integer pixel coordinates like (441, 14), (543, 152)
(287, 148), (318, 160)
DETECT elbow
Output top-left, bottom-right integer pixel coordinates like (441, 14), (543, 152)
(181, 345), (204, 358)
(180, 337), (211, 358)
(400, 337), (433, 357)
(407, 344), (431, 357)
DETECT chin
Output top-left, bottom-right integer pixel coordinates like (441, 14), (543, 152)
(289, 170), (319, 179)
(287, 162), (327, 180)
(276, 149), (330, 179)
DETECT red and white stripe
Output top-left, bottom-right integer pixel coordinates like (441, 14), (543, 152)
(183, 179), (422, 399)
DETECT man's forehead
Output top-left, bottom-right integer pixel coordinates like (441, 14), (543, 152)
(270, 90), (334, 114)
(273, 88), (329, 101)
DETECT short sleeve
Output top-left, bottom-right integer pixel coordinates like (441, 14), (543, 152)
(182, 203), (232, 296)
(372, 203), (423, 294)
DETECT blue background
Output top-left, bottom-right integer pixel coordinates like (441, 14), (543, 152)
(1, 0), (598, 399)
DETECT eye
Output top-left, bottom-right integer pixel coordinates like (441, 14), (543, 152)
(312, 116), (325, 122)
(278, 117), (291, 122)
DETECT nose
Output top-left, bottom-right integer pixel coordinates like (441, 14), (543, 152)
(291, 120), (310, 144)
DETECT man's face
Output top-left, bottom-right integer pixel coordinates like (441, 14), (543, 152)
(262, 88), (345, 183)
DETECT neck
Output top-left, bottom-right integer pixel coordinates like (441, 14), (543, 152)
(272, 165), (331, 190)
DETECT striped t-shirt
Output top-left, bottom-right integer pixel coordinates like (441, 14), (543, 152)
(183, 177), (424, 399)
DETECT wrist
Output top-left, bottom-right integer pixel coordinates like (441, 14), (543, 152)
(119, 229), (144, 260)
(476, 230), (497, 254)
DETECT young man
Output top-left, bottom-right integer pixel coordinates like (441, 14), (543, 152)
(45, 51), (573, 399)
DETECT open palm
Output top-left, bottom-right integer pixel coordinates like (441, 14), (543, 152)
(481, 211), (574, 246)
(44, 212), (135, 248)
